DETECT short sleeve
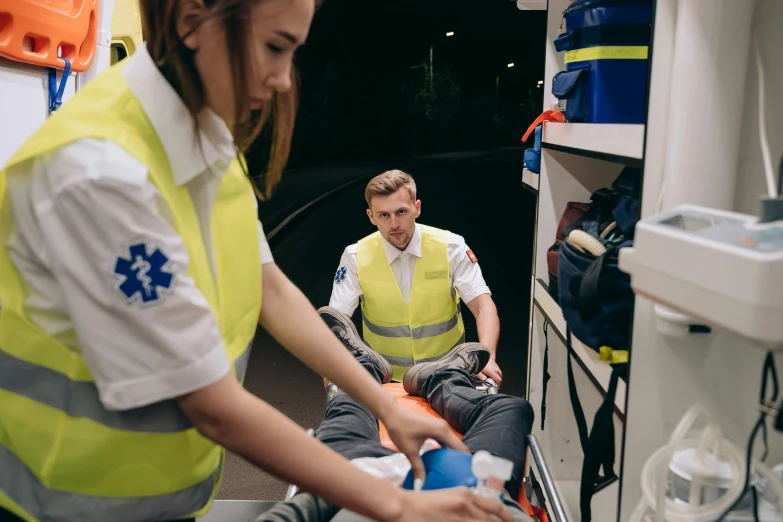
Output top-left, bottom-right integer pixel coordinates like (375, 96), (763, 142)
(258, 220), (275, 264)
(448, 233), (491, 304)
(25, 139), (230, 411)
(328, 245), (362, 317)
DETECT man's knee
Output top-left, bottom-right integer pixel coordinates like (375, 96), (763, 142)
(489, 395), (535, 429)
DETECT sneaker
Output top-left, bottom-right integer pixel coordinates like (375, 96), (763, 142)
(317, 306), (393, 384)
(403, 343), (491, 396)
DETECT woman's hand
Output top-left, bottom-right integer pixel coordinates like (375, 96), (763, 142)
(381, 404), (470, 485)
(393, 488), (514, 522)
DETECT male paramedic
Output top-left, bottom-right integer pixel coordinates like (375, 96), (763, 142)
(258, 335), (535, 522)
(320, 169), (503, 388)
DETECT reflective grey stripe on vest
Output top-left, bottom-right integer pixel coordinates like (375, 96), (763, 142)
(381, 355), (415, 367)
(363, 310), (460, 340)
(380, 334), (466, 368)
(412, 311), (460, 340)
(0, 442), (217, 522)
(0, 341), (252, 434)
(362, 319), (411, 338)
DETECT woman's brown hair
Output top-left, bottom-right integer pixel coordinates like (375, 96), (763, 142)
(139, 0), (298, 200)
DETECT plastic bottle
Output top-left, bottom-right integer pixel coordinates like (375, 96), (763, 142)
(472, 451), (514, 500)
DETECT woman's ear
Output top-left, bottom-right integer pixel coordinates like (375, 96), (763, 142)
(176, 0), (207, 51)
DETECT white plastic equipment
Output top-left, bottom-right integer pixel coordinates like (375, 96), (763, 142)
(471, 451), (514, 500)
(619, 205), (783, 348)
(629, 403), (783, 522)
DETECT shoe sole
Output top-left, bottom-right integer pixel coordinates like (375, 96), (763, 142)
(403, 342), (490, 395)
(317, 306), (393, 384)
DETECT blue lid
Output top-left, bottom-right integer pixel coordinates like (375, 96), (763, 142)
(563, 0), (653, 30)
(564, 0), (652, 16)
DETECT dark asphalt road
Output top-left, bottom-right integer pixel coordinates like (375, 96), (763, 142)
(217, 148), (537, 500)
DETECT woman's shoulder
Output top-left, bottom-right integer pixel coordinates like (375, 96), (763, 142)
(38, 138), (149, 192)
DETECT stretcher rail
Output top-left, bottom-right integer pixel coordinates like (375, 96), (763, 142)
(526, 434), (568, 522)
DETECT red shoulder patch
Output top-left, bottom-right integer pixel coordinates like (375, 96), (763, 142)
(466, 250), (478, 263)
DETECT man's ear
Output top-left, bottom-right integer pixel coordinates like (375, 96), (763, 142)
(366, 208), (376, 226)
(177, 0), (206, 51)
(414, 200), (422, 219)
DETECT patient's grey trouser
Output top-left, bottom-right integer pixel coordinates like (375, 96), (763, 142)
(257, 354), (534, 522)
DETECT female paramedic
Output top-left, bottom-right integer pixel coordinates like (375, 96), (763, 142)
(0, 1), (513, 522)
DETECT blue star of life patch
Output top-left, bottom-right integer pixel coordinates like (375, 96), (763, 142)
(334, 266), (347, 284)
(113, 243), (176, 306)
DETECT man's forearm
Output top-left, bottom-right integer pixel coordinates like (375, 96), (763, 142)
(259, 264), (396, 421)
(476, 307), (500, 358)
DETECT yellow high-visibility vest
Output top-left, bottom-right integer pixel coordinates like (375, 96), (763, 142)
(0, 60), (261, 522)
(357, 225), (464, 382)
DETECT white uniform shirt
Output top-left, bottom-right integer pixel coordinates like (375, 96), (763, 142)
(329, 224), (491, 317)
(4, 46), (273, 411)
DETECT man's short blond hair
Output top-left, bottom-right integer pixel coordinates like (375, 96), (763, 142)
(364, 170), (417, 207)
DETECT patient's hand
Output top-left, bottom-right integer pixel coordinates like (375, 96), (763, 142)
(383, 405), (469, 486)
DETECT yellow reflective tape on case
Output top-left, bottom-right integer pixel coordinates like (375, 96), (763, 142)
(565, 46), (649, 64)
(599, 346), (629, 365)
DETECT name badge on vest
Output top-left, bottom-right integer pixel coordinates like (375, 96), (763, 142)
(425, 270), (448, 280)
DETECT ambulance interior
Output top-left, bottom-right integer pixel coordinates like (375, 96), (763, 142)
(1, 0), (782, 521)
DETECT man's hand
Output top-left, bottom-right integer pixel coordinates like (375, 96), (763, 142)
(479, 358), (503, 388)
(382, 404), (469, 486)
(395, 488), (514, 522)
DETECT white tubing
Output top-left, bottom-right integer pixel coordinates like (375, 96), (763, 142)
(632, 403), (783, 521)
(567, 230), (607, 256)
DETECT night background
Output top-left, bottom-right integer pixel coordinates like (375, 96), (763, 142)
(229, 0), (546, 501)
(250, 0), (547, 167)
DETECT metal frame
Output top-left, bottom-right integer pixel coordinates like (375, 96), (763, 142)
(526, 434), (569, 522)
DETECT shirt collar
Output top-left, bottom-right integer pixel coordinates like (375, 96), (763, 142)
(382, 224), (422, 264)
(122, 45), (236, 186)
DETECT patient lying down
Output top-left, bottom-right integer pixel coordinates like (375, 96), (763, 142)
(256, 322), (536, 522)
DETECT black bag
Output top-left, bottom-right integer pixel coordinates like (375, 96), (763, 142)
(557, 166), (641, 522)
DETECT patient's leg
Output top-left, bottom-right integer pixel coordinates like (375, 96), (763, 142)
(315, 390), (396, 460)
(256, 360), (394, 522)
(422, 368), (534, 499)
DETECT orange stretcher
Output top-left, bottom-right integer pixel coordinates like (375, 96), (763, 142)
(0, 0), (99, 72)
(377, 383), (550, 522)
(287, 382), (555, 521)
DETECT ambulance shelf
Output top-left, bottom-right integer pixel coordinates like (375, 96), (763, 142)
(522, 168), (539, 194)
(532, 278), (627, 418)
(541, 122), (645, 167)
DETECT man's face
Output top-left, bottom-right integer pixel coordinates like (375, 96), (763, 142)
(367, 188), (421, 251)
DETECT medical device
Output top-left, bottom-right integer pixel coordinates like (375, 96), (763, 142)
(629, 404), (783, 522)
(618, 205), (783, 349)
(472, 451), (514, 500)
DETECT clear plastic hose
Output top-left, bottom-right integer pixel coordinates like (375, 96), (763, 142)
(629, 403), (783, 522)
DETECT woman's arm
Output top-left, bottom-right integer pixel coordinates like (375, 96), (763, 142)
(258, 263), (398, 420)
(177, 374), (514, 522)
(177, 374), (403, 522)
(257, 263), (468, 481)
